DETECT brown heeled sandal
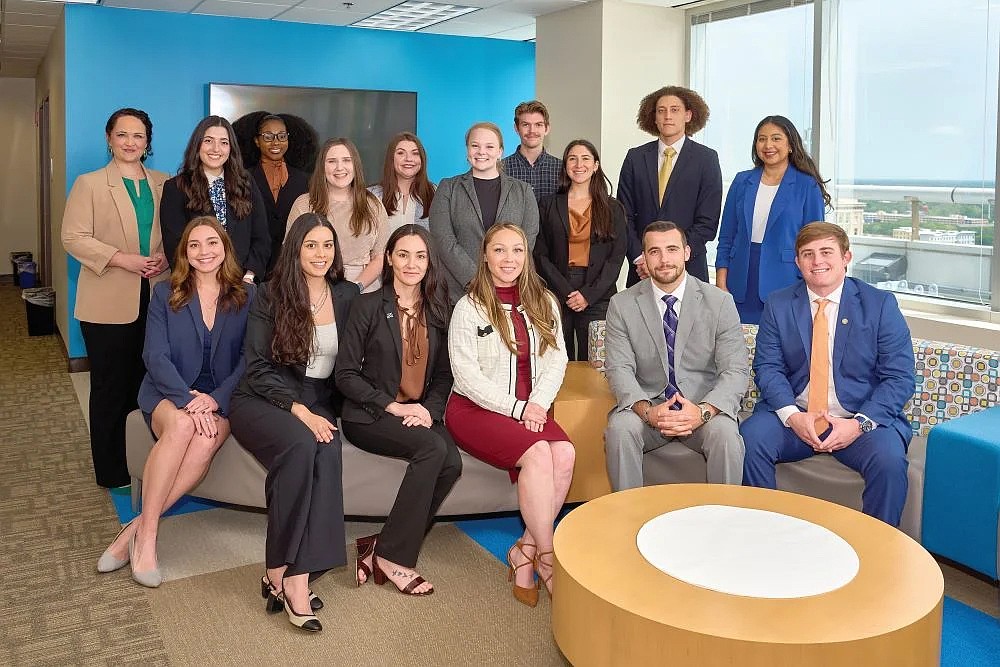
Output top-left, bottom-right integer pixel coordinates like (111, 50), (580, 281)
(372, 553), (434, 596)
(507, 540), (538, 607)
(534, 550), (554, 598)
(355, 534), (377, 587)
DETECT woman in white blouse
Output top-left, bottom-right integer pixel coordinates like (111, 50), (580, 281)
(369, 132), (436, 232)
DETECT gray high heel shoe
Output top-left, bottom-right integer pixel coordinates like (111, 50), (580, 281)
(129, 534), (162, 588)
(96, 519), (135, 573)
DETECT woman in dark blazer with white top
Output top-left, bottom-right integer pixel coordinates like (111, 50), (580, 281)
(715, 115), (830, 324)
(429, 121), (538, 301)
(335, 224), (461, 597)
(535, 139), (627, 361)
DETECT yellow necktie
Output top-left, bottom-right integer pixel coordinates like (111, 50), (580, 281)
(658, 146), (676, 204)
(807, 298), (830, 434)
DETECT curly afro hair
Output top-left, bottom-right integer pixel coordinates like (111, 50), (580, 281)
(635, 86), (710, 137)
(233, 111), (319, 172)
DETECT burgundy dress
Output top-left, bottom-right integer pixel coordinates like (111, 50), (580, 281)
(446, 285), (570, 482)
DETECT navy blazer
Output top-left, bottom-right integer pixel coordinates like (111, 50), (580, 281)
(250, 164), (309, 275)
(617, 138), (723, 282)
(752, 278), (915, 445)
(716, 165), (826, 303)
(138, 281), (255, 417)
(160, 176), (271, 279)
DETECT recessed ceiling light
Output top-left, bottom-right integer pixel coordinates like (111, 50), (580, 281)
(352, 1), (478, 32)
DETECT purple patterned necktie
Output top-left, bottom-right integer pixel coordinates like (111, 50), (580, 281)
(662, 294), (681, 407)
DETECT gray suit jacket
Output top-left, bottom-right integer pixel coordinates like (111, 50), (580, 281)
(429, 170), (539, 299)
(604, 276), (749, 419)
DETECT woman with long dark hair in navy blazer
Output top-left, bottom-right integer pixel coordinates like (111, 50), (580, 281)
(95, 216), (253, 587)
(535, 139), (627, 361)
(715, 115), (830, 324)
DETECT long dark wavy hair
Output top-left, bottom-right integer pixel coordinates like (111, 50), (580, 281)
(268, 213), (345, 365)
(175, 116), (253, 220)
(168, 216), (248, 313)
(232, 110), (319, 171)
(556, 139), (621, 241)
(307, 138), (382, 238)
(105, 108), (154, 161)
(636, 85), (710, 137)
(750, 115), (832, 209)
(376, 132), (435, 219)
(468, 223), (558, 356)
(381, 225), (450, 328)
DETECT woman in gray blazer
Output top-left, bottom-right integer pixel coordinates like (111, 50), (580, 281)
(429, 121), (539, 300)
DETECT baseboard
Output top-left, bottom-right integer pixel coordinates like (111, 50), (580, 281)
(54, 325), (91, 373)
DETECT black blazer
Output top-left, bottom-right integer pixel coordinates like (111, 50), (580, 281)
(161, 175), (271, 279)
(334, 285), (452, 425)
(534, 193), (628, 305)
(235, 278), (359, 413)
(250, 164), (309, 274)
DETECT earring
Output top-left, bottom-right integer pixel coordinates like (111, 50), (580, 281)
(107, 145), (113, 155)
(143, 148), (150, 159)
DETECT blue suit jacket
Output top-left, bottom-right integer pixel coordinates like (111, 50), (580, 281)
(752, 278), (915, 444)
(716, 165), (826, 303)
(617, 138), (723, 282)
(138, 281), (255, 417)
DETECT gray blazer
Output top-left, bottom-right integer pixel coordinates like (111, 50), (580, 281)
(429, 170), (539, 299)
(604, 275), (749, 420)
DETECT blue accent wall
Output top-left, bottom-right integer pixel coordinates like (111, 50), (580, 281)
(63, 5), (535, 357)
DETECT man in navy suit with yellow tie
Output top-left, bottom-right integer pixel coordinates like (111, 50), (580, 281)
(618, 85), (723, 285)
(741, 223), (915, 526)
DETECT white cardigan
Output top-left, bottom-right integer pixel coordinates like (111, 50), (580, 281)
(448, 293), (568, 420)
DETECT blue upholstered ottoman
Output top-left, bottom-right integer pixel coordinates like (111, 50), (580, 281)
(922, 406), (1000, 579)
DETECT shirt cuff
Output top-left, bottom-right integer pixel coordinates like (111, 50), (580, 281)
(776, 405), (800, 427)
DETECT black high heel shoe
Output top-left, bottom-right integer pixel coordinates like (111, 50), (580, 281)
(280, 579), (322, 632)
(260, 575), (323, 611)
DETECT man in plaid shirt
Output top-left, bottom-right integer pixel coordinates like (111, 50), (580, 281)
(500, 100), (563, 202)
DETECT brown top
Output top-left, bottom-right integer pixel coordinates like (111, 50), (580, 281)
(396, 302), (429, 402)
(260, 160), (288, 202)
(568, 202), (592, 267)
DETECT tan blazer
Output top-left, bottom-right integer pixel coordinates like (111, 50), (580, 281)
(61, 160), (169, 324)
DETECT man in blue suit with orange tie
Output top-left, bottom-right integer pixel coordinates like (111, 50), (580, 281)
(618, 85), (723, 285)
(741, 222), (915, 526)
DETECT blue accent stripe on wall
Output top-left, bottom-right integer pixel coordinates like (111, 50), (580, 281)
(62, 5), (535, 358)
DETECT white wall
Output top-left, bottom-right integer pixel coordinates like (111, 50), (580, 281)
(0, 77), (39, 272)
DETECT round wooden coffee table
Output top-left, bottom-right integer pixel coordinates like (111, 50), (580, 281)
(552, 484), (943, 666)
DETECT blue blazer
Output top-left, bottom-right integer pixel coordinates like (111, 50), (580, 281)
(138, 281), (255, 417)
(617, 138), (723, 282)
(752, 278), (915, 445)
(716, 164), (826, 303)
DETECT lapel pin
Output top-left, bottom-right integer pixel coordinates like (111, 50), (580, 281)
(386, 312), (394, 319)
(841, 318), (848, 325)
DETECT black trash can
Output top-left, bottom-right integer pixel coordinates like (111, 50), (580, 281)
(22, 287), (55, 336)
(10, 251), (32, 287)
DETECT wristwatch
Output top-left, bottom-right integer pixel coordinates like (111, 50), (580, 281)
(698, 403), (713, 424)
(853, 414), (876, 433)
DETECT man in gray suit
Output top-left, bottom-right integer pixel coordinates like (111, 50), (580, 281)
(604, 221), (748, 490)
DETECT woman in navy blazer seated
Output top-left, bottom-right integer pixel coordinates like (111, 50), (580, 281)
(96, 216), (253, 588)
(229, 213), (359, 633)
(535, 139), (627, 361)
(161, 115), (271, 283)
(715, 115), (830, 324)
(335, 224), (461, 596)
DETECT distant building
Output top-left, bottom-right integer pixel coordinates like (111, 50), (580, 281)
(835, 198), (865, 236)
(891, 228), (976, 245)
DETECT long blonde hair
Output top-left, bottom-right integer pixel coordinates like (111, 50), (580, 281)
(467, 223), (558, 355)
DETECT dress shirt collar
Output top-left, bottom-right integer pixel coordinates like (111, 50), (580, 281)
(658, 135), (685, 157)
(652, 274), (688, 306)
(806, 281), (844, 308)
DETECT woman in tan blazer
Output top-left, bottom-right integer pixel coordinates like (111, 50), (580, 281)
(62, 108), (169, 488)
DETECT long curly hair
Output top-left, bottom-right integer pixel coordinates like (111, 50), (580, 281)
(376, 132), (435, 219)
(175, 116), (253, 220)
(750, 115), (831, 209)
(307, 138), (382, 238)
(467, 223), (559, 356)
(636, 86), (710, 137)
(556, 139), (621, 241)
(268, 213), (345, 365)
(380, 225), (450, 328)
(168, 216), (248, 313)
(232, 111), (318, 171)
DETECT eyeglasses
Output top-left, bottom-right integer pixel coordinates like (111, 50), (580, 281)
(259, 132), (289, 142)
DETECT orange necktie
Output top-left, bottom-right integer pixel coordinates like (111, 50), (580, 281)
(807, 298), (830, 434)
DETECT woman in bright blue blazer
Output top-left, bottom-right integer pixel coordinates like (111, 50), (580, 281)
(96, 216), (254, 588)
(716, 116), (830, 324)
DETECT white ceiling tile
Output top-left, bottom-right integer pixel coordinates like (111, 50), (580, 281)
(2, 24), (55, 41)
(487, 23), (535, 39)
(493, 0), (583, 16)
(446, 7), (532, 28)
(6, 11), (61, 27)
(193, 0), (290, 19)
(295, 0), (402, 11)
(0, 59), (41, 78)
(274, 6), (371, 24)
(419, 20), (492, 36)
(6, 0), (64, 16)
(102, 0), (203, 10)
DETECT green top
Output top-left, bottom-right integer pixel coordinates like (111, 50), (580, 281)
(122, 178), (154, 256)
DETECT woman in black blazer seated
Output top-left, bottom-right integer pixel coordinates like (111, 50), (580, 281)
(96, 216), (253, 588)
(161, 115), (270, 283)
(534, 140), (627, 360)
(229, 213), (359, 632)
(335, 224), (461, 597)
(235, 112), (314, 277)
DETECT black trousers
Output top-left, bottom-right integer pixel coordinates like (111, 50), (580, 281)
(79, 279), (149, 488)
(341, 415), (462, 567)
(561, 268), (610, 362)
(230, 378), (346, 576)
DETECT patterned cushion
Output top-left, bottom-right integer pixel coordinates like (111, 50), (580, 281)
(587, 320), (1000, 437)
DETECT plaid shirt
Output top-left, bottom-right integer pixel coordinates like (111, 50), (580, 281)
(500, 147), (562, 201)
